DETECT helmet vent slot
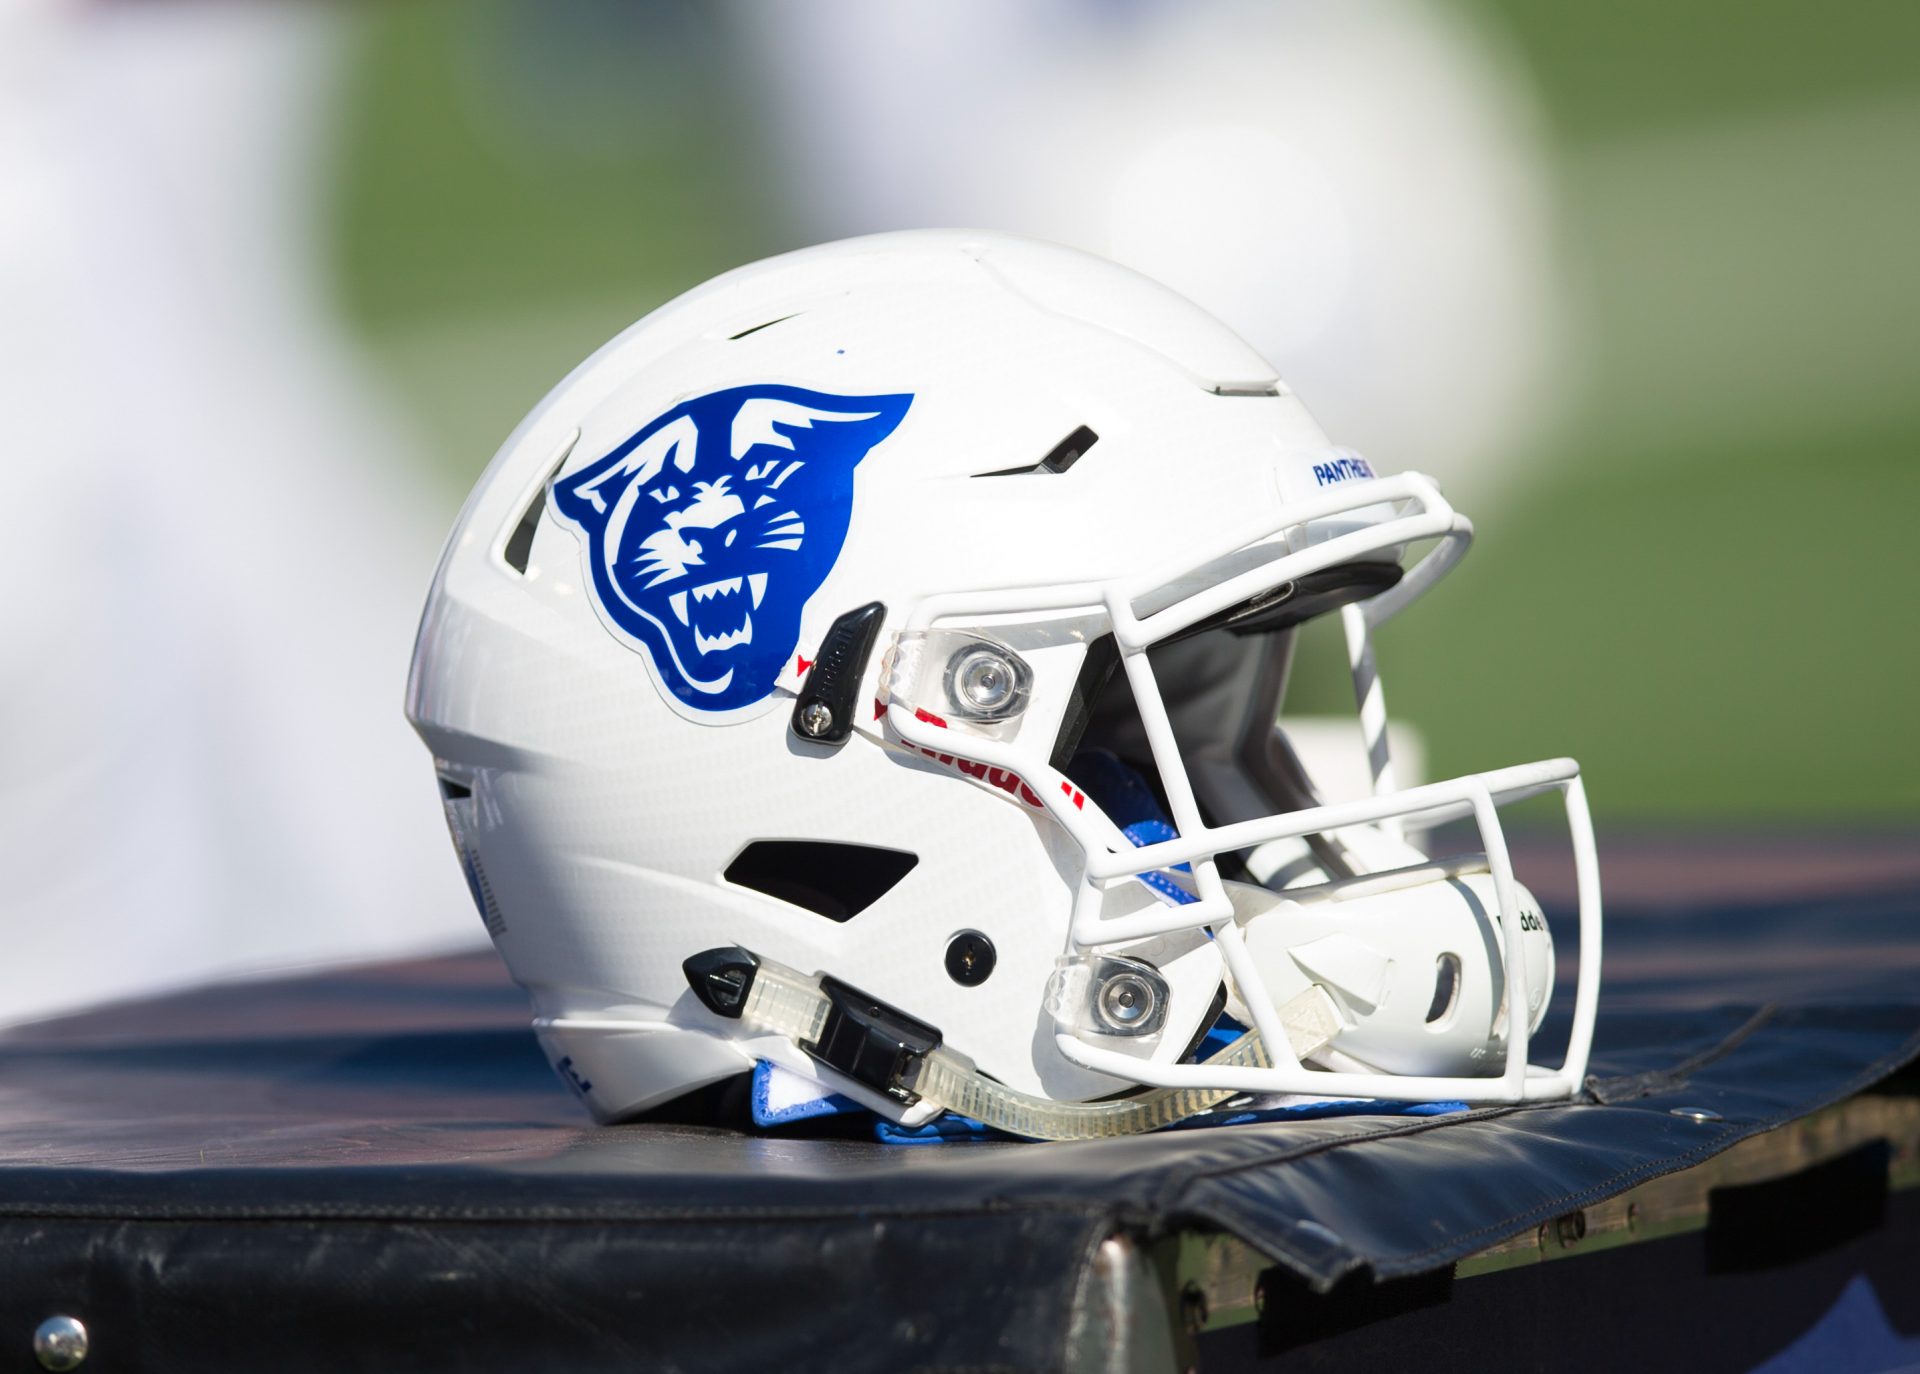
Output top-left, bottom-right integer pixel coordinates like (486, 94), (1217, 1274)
(1425, 953), (1462, 1028)
(502, 441), (578, 575)
(724, 840), (918, 922)
(501, 487), (545, 575)
(727, 313), (801, 340)
(974, 425), (1098, 477)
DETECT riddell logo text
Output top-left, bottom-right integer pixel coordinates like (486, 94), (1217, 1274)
(890, 702), (1082, 813)
(909, 745), (1047, 810)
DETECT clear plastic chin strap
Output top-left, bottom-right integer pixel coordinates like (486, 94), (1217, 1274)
(732, 953), (1341, 1142)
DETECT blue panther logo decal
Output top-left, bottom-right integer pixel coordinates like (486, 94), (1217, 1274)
(551, 384), (912, 716)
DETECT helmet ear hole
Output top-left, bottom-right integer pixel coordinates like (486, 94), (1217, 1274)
(1425, 953), (1463, 1029)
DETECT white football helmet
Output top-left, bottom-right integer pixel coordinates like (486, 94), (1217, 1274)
(407, 230), (1601, 1139)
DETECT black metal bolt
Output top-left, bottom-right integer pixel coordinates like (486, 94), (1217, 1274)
(944, 931), (996, 986)
(1554, 1210), (1587, 1247)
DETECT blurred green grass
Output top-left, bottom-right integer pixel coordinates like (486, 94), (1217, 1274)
(1368, 418), (1920, 817)
(331, 0), (783, 477)
(1466, 0), (1920, 137)
(330, 0), (1919, 819)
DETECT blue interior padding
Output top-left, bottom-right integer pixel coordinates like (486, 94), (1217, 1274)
(749, 1060), (863, 1127)
(1067, 749), (1168, 831)
(1066, 751), (1198, 905)
(873, 1114), (1000, 1146)
(1120, 818), (1198, 905)
(1192, 1017), (1248, 1061)
(1119, 818), (1186, 862)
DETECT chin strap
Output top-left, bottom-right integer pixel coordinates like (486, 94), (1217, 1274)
(683, 945), (1340, 1142)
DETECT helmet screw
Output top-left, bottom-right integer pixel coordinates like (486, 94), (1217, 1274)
(945, 931), (996, 986)
(797, 702), (835, 738)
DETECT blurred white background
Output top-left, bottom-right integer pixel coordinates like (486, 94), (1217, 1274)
(0, 2), (474, 1023)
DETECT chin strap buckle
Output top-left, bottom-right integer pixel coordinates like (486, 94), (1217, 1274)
(684, 948), (943, 1106)
(804, 977), (943, 1105)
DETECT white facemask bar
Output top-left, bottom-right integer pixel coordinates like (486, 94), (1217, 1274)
(884, 471), (1602, 1105)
